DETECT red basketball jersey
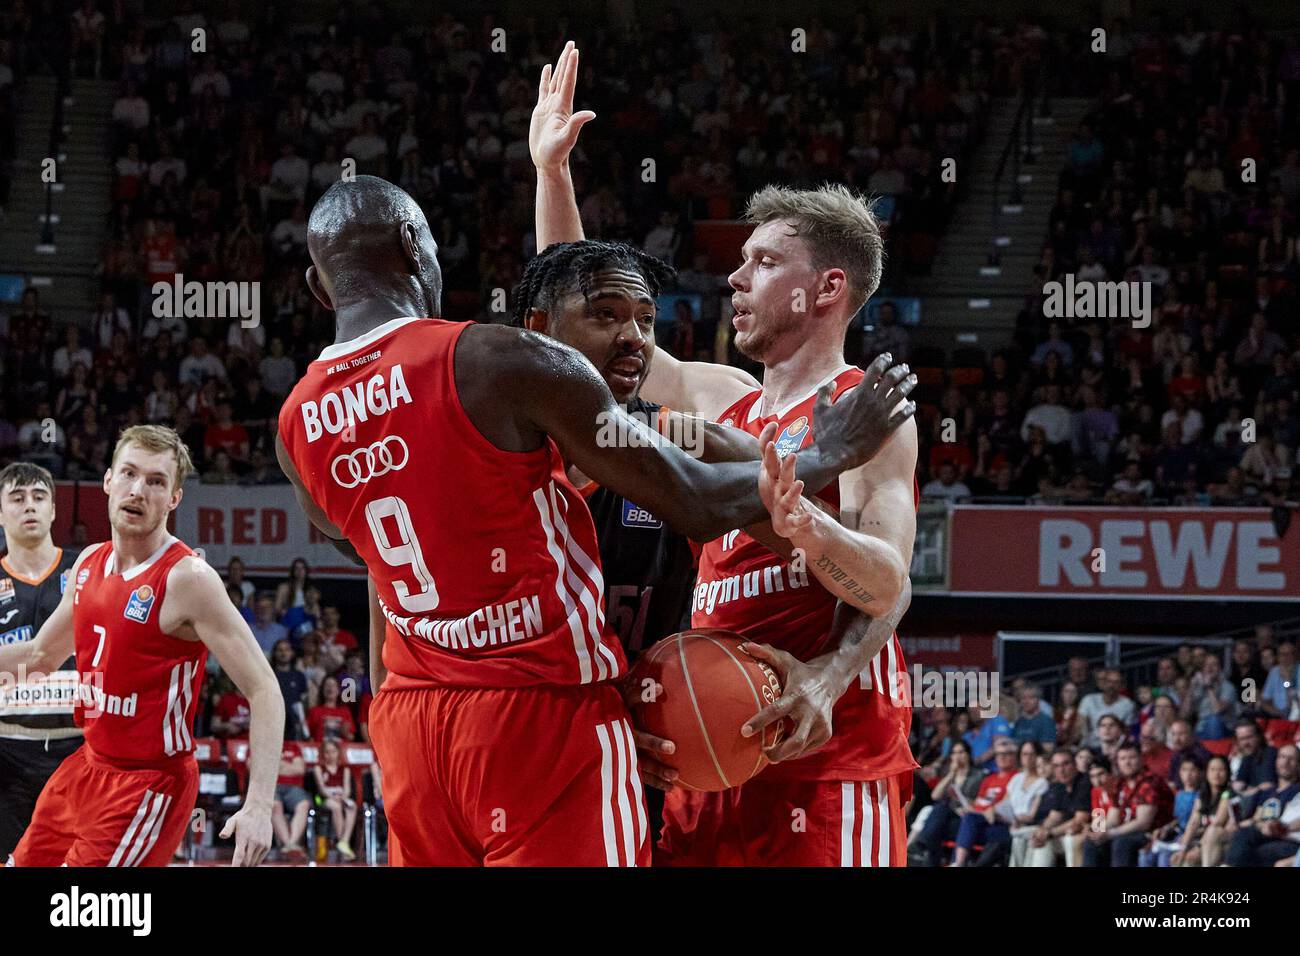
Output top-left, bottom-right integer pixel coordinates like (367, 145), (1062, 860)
(72, 537), (206, 767)
(277, 317), (625, 689)
(693, 366), (918, 782)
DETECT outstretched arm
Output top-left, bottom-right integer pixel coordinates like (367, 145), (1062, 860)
(529, 41), (761, 420)
(164, 557), (283, 866)
(0, 546), (95, 676)
(532, 41), (592, 251)
(492, 328), (914, 542)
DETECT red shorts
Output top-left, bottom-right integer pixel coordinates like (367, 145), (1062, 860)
(369, 683), (649, 866)
(657, 773), (908, 867)
(10, 746), (197, 867)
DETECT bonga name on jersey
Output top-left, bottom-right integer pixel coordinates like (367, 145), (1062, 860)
(301, 363), (413, 443)
(692, 562), (811, 615)
(381, 593), (544, 651)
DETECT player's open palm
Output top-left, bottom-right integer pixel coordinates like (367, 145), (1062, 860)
(221, 804), (272, 866)
(530, 40), (595, 171)
(760, 433), (815, 540)
(739, 642), (839, 763)
(812, 352), (917, 469)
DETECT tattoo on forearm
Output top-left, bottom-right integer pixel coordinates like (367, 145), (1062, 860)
(813, 553), (874, 605)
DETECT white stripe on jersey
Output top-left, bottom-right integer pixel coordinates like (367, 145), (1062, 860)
(122, 792), (169, 867)
(534, 486), (595, 684)
(546, 484), (617, 681)
(176, 660), (195, 752)
(162, 666), (180, 755)
(594, 722), (619, 865)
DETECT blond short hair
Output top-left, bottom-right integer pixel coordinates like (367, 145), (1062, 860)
(112, 425), (194, 489)
(744, 183), (885, 313)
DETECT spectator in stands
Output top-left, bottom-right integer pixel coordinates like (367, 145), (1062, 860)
(920, 461), (971, 502)
(1141, 757), (1203, 867)
(271, 639), (307, 740)
(1094, 713), (1127, 766)
(1012, 683), (1056, 748)
(1085, 741), (1173, 867)
(1068, 657), (1098, 697)
(1182, 652), (1237, 739)
(1055, 681), (1084, 749)
(1225, 744), (1300, 867)
(274, 557), (312, 616)
(995, 740), (1049, 866)
(296, 631), (328, 708)
(312, 738), (358, 861)
(1079, 669), (1137, 747)
(317, 604), (358, 669)
(249, 593), (289, 656)
(281, 584), (322, 644)
(307, 675), (357, 742)
(910, 737), (985, 866)
(1020, 385), (1072, 447)
(1262, 641), (1299, 719)
(226, 583), (252, 626)
(1019, 747), (1090, 867)
(177, 337), (226, 387)
(861, 301), (909, 363)
(1165, 719), (1210, 790)
(1171, 754), (1232, 867)
(1139, 718), (1173, 779)
(1232, 720), (1279, 809)
(950, 737), (1018, 867)
(271, 743), (310, 860)
(210, 673), (251, 739)
(965, 705), (1014, 772)
(225, 556), (254, 608)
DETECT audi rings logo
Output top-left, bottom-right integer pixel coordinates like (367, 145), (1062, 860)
(331, 437), (410, 488)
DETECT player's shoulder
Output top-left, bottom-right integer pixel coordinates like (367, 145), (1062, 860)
(164, 550), (224, 599)
(461, 322), (600, 390)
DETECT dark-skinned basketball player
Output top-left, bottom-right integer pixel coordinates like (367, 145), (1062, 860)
(274, 171), (913, 866)
(532, 42), (921, 865)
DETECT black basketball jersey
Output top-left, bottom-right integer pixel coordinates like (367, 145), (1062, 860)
(0, 548), (79, 732)
(584, 398), (698, 658)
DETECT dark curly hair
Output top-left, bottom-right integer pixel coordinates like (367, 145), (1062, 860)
(510, 240), (677, 327)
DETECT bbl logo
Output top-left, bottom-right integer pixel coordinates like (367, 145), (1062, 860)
(59, 570), (70, 594)
(621, 498), (663, 529)
(774, 416), (811, 458)
(124, 584), (156, 624)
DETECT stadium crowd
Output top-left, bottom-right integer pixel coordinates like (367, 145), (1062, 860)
(0, 4), (1049, 483)
(907, 626), (1300, 866)
(919, 15), (1300, 508)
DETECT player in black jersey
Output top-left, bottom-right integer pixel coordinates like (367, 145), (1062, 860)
(0, 463), (81, 860)
(514, 240), (775, 837)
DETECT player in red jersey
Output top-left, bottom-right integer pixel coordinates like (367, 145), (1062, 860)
(274, 167), (905, 865)
(0, 426), (282, 866)
(534, 43), (919, 866)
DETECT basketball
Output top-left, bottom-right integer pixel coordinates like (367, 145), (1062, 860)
(628, 630), (784, 792)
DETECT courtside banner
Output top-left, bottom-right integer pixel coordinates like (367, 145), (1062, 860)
(948, 505), (1300, 601)
(171, 483), (366, 578)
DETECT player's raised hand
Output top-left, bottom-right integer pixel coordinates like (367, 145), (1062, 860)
(221, 803), (273, 867)
(759, 435), (816, 540)
(739, 642), (838, 763)
(810, 353), (917, 471)
(530, 41), (596, 171)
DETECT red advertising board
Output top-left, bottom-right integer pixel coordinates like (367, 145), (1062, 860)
(949, 505), (1299, 601)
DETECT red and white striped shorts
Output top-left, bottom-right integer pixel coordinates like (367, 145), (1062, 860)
(370, 683), (649, 866)
(10, 745), (197, 867)
(657, 773), (908, 867)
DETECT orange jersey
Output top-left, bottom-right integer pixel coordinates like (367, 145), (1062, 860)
(72, 538), (206, 767)
(277, 317), (626, 689)
(693, 366), (918, 782)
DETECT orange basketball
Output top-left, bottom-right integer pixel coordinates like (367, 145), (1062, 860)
(628, 629), (783, 792)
